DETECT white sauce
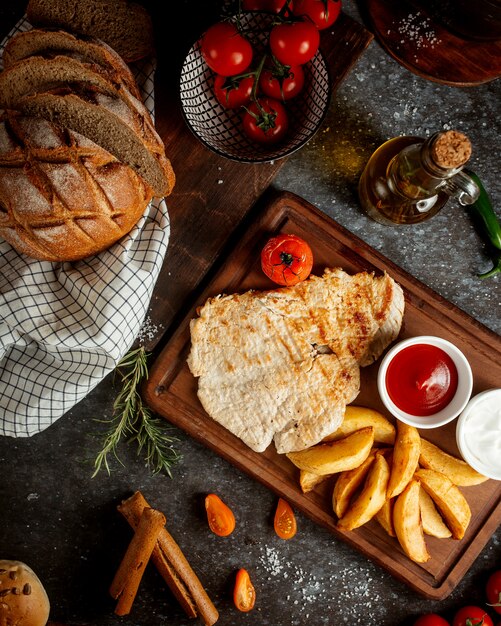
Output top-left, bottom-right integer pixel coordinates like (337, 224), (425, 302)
(457, 389), (501, 479)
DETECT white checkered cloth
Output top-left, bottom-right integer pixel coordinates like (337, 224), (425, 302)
(0, 18), (170, 437)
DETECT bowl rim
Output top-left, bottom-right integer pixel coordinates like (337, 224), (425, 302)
(179, 13), (332, 164)
(377, 335), (473, 429)
(456, 388), (501, 480)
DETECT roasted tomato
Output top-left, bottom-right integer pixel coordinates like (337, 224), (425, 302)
(274, 497), (297, 539)
(233, 568), (256, 612)
(205, 493), (236, 536)
(261, 233), (314, 286)
(487, 571), (501, 615)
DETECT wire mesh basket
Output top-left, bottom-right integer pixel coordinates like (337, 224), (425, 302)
(180, 12), (331, 163)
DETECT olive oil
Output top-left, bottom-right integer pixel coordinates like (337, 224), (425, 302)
(359, 131), (479, 225)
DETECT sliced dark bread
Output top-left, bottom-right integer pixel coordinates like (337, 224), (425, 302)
(3, 28), (141, 99)
(15, 87), (174, 197)
(26, 0), (155, 62)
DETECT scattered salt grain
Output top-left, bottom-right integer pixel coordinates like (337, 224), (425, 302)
(137, 316), (162, 345)
(395, 12), (441, 50)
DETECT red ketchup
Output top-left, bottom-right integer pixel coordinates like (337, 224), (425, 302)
(385, 344), (458, 416)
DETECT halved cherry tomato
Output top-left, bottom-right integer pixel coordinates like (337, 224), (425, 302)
(242, 97), (289, 145)
(213, 74), (254, 109)
(293, 0), (342, 30)
(487, 571), (501, 615)
(414, 615), (451, 626)
(233, 568), (256, 612)
(259, 64), (305, 101)
(261, 233), (313, 286)
(274, 497), (297, 539)
(453, 606), (494, 626)
(201, 22), (253, 77)
(205, 493), (236, 536)
(242, 0), (288, 12)
(269, 19), (320, 66)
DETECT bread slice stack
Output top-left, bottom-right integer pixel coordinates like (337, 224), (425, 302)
(0, 21), (175, 262)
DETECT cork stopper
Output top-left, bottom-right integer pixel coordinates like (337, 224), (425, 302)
(431, 131), (472, 169)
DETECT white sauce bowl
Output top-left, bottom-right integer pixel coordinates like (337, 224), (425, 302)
(456, 389), (501, 480)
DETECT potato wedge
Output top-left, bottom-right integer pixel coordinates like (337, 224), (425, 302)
(299, 470), (330, 493)
(375, 497), (396, 537)
(332, 452), (376, 518)
(420, 439), (488, 487)
(337, 452), (390, 531)
(286, 427), (374, 476)
(393, 479), (430, 563)
(387, 422), (421, 499)
(419, 486), (452, 539)
(324, 405), (396, 445)
(415, 469), (471, 540)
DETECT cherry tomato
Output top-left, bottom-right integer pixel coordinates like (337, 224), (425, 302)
(201, 22), (253, 76)
(487, 571), (501, 615)
(242, 0), (288, 12)
(205, 493), (236, 536)
(242, 97), (289, 145)
(414, 615), (451, 626)
(269, 19), (320, 66)
(259, 64), (305, 101)
(453, 606), (494, 626)
(274, 497), (297, 539)
(213, 74), (254, 109)
(261, 233), (313, 286)
(233, 568), (256, 612)
(293, 0), (342, 30)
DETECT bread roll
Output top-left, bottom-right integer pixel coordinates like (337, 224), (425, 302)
(0, 111), (154, 262)
(0, 560), (50, 626)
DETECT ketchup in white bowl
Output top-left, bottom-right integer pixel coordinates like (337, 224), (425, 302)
(378, 336), (473, 429)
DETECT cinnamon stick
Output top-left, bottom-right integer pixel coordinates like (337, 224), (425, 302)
(110, 506), (165, 616)
(118, 491), (219, 626)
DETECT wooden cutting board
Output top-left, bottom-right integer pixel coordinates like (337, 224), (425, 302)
(143, 190), (501, 600)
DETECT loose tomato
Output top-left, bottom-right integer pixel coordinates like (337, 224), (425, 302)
(453, 606), (494, 626)
(233, 568), (256, 612)
(274, 497), (297, 539)
(259, 63), (305, 101)
(260, 233), (313, 286)
(201, 22), (253, 76)
(205, 493), (236, 536)
(487, 571), (501, 615)
(213, 74), (254, 109)
(269, 19), (320, 66)
(242, 0), (288, 12)
(414, 615), (451, 626)
(242, 97), (289, 145)
(293, 0), (342, 30)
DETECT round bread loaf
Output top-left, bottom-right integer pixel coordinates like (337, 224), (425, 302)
(0, 560), (50, 626)
(0, 111), (153, 262)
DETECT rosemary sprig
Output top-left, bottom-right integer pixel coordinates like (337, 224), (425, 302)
(93, 347), (181, 477)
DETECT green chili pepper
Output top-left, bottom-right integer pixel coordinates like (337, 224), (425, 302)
(464, 169), (501, 278)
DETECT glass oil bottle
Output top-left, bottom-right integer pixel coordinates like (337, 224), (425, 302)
(358, 130), (480, 225)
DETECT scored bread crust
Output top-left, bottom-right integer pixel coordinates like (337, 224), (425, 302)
(26, 0), (155, 62)
(188, 268), (405, 454)
(3, 28), (142, 100)
(0, 110), (153, 262)
(15, 85), (175, 198)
